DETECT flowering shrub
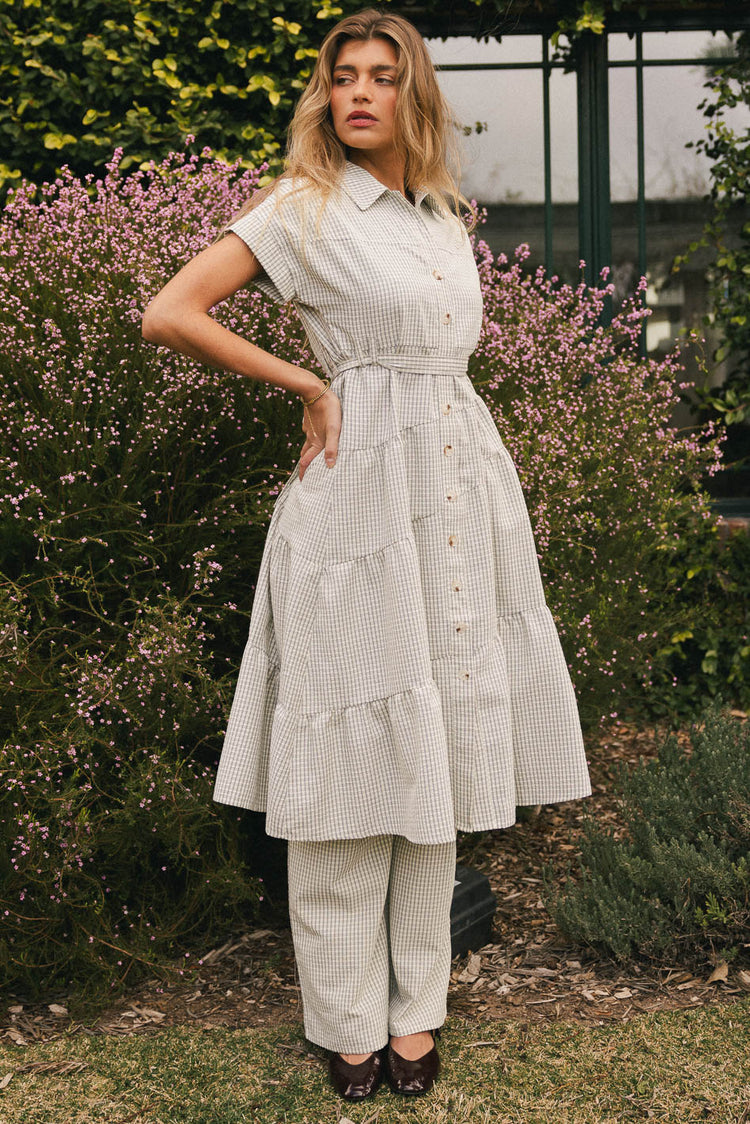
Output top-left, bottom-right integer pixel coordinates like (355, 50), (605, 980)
(0, 149), (312, 1001)
(469, 235), (738, 726)
(0, 148), (736, 999)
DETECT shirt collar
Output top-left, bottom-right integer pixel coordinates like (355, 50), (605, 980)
(341, 160), (443, 215)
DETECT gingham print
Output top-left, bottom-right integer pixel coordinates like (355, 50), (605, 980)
(213, 160), (592, 842)
(287, 834), (456, 1052)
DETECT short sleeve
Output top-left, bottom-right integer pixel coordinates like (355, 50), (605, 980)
(227, 182), (300, 305)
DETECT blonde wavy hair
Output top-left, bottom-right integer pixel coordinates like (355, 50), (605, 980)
(230, 7), (474, 229)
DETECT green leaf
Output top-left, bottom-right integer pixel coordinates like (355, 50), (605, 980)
(670, 630), (694, 645)
(43, 131), (77, 149)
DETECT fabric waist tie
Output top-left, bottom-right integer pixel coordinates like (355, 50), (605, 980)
(330, 354), (470, 381)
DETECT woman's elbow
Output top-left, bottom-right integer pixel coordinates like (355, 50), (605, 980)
(141, 301), (170, 345)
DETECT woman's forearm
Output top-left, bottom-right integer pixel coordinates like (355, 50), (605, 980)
(141, 306), (323, 401)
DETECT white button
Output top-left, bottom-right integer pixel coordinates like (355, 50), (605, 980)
(448, 534), (457, 547)
(455, 622), (467, 633)
(441, 403), (451, 415)
(441, 312), (451, 325)
(452, 581), (462, 592)
(459, 669), (471, 680)
(446, 491), (456, 502)
(432, 269), (444, 280)
(443, 444), (453, 456)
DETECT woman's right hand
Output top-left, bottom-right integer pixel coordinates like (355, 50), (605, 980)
(298, 383), (342, 482)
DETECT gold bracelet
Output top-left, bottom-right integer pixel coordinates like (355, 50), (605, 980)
(301, 377), (331, 407)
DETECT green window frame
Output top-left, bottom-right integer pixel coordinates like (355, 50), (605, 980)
(435, 16), (749, 343)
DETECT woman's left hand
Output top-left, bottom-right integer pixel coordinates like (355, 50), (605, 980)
(298, 385), (342, 482)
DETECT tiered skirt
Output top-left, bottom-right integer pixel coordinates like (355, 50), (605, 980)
(213, 359), (591, 843)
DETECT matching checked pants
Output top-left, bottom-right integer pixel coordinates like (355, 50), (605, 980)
(287, 834), (457, 1054)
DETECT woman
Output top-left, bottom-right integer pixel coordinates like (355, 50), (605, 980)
(142, 7), (592, 1102)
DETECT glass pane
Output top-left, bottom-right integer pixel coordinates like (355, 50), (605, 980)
(605, 38), (750, 357)
(550, 67), (578, 204)
(644, 65), (711, 198)
(609, 32), (636, 62)
(642, 29), (730, 61)
(605, 31), (750, 338)
(609, 63), (638, 203)
(643, 62), (748, 359)
(437, 68), (544, 203)
(608, 65), (641, 307)
(427, 35), (541, 66)
(433, 49), (577, 279)
(548, 67), (579, 283)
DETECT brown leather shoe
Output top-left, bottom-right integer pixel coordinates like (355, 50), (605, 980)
(385, 1028), (441, 1096)
(328, 1049), (384, 1100)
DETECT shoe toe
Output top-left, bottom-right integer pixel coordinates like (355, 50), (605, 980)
(328, 1050), (384, 1100)
(385, 1038), (441, 1096)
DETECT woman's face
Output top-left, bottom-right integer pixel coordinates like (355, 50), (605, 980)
(329, 37), (399, 159)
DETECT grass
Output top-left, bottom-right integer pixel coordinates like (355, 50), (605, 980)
(1, 1001), (750, 1123)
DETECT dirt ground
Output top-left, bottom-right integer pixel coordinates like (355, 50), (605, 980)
(3, 716), (749, 1049)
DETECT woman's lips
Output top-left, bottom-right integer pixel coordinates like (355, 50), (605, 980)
(346, 113), (376, 126)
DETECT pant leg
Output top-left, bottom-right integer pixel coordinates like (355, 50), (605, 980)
(286, 835), (393, 1053)
(386, 835), (456, 1037)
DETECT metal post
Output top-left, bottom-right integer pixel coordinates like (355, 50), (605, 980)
(577, 32), (612, 317)
(635, 31), (648, 356)
(542, 36), (554, 278)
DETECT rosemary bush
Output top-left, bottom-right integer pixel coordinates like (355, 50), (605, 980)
(542, 701), (750, 964)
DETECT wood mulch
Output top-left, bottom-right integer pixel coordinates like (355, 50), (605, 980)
(3, 716), (749, 1049)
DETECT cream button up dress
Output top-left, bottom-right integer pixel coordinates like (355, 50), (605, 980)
(212, 161), (592, 843)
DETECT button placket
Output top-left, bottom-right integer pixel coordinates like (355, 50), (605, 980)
(440, 392), (468, 666)
(442, 412), (458, 543)
(430, 302), (469, 681)
(438, 258), (451, 327)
